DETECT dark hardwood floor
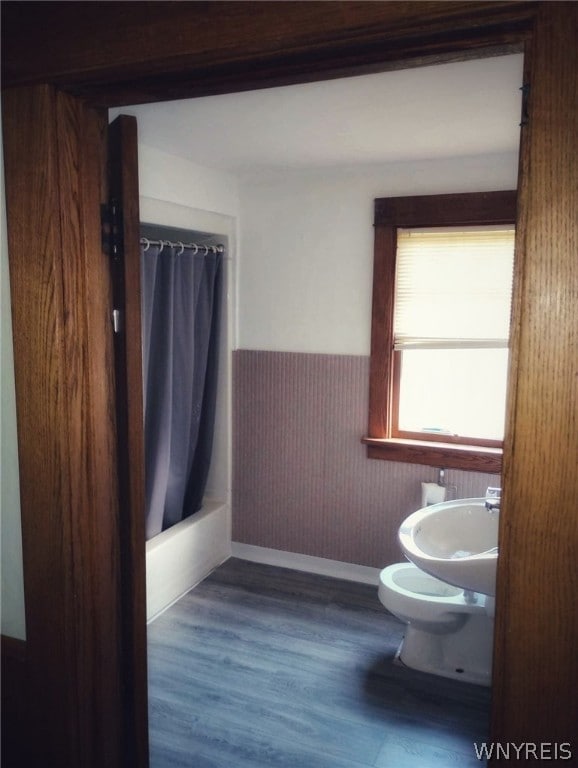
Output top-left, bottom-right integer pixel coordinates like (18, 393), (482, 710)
(147, 558), (490, 767)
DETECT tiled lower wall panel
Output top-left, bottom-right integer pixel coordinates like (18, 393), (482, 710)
(233, 350), (499, 569)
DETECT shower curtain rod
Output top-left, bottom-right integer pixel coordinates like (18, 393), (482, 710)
(140, 237), (225, 255)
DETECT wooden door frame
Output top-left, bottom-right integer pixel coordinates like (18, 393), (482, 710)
(2, 2), (577, 765)
(1, 87), (126, 766)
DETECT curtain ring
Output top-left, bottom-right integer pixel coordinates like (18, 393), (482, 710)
(192, 244), (198, 255)
(142, 237), (150, 252)
(158, 239), (164, 254)
(203, 245), (209, 256)
(177, 241), (185, 256)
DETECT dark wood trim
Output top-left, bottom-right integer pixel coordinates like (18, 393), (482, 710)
(374, 190), (518, 227)
(363, 437), (502, 473)
(55, 91), (127, 768)
(368, 225), (397, 438)
(1, 635), (26, 662)
(1, 2), (535, 105)
(390, 349), (402, 441)
(392, 429), (503, 449)
(2, 85), (125, 767)
(107, 115), (149, 768)
(1, 636), (28, 768)
(3, 85), (81, 764)
(366, 190), (516, 469)
(491, 3), (578, 752)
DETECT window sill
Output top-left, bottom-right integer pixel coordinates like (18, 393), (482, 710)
(361, 436), (502, 474)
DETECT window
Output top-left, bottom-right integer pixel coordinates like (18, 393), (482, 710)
(363, 191), (517, 473)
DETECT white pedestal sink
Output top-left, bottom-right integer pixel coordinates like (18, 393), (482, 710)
(398, 498), (499, 596)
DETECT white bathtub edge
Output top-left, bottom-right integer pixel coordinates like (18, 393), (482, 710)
(146, 501), (231, 623)
(146, 551), (230, 624)
(230, 542), (381, 586)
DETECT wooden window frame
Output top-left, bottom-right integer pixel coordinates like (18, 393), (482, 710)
(363, 190), (517, 473)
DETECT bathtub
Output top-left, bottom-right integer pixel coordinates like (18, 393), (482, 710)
(145, 499), (231, 622)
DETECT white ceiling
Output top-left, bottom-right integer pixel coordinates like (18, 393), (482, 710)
(111, 54), (524, 173)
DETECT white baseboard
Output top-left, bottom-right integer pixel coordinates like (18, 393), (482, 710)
(230, 542), (381, 586)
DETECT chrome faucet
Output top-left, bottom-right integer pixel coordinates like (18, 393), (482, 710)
(485, 487), (501, 513)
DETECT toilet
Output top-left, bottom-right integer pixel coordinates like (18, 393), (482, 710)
(379, 562), (494, 686)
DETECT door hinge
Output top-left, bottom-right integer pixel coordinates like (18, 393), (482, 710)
(519, 83), (530, 127)
(101, 198), (123, 260)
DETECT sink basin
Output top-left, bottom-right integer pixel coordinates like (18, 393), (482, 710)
(398, 498), (499, 596)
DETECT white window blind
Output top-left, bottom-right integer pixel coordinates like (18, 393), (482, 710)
(393, 227), (516, 351)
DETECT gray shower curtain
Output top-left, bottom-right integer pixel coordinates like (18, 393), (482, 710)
(141, 240), (222, 540)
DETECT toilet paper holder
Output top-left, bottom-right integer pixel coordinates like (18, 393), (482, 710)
(420, 468), (457, 507)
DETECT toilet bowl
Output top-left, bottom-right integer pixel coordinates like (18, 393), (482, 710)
(379, 562), (493, 685)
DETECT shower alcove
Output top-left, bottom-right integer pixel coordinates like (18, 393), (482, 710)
(138, 194), (234, 621)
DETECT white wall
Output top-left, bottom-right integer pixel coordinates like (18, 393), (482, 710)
(138, 145), (239, 221)
(1, 110), (27, 640)
(138, 144), (239, 503)
(238, 153), (519, 354)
